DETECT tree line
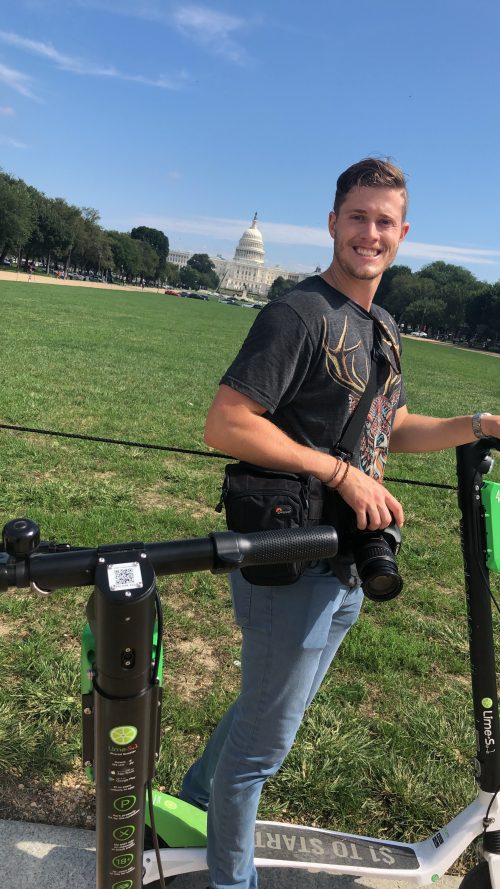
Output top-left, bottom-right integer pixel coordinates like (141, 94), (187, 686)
(376, 262), (500, 346)
(1, 170), (499, 341)
(270, 262), (500, 347)
(0, 171), (219, 290)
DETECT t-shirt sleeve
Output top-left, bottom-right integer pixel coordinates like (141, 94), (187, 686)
(220, 302), (315, 414)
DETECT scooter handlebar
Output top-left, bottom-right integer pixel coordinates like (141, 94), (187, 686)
(211, 526), (338, 574)
(0, 522), (338, 592)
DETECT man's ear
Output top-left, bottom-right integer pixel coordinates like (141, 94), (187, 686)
(328, 211), (336, 239)
(399, 222), (410, 243)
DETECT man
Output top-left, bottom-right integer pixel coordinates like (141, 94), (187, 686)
(180, 158), (500, 889)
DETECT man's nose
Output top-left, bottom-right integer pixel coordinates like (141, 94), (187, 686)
(361, 220), (379, 239)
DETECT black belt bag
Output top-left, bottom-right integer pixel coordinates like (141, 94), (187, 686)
(215, 463), (324, 585)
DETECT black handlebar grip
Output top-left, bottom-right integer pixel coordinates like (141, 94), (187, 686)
(211, 526), (338, 573)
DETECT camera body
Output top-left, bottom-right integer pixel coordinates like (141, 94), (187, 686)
(323, 492), (403, 602)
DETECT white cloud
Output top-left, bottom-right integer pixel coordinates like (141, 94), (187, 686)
(398, 241), (500, 266)
(0, 105), (15, 115)
(128, 213), (500, 269)
(67, 1), (250, 63)
(173, 5), (248, 63)
(0, 30), (188, 90)
(0, 61), (39, 99)
(0, 135), (28, 148)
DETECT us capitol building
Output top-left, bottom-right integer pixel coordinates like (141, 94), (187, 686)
(167, 214), (307, 298)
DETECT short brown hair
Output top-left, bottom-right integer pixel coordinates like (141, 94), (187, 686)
(333, 158), (408, 219)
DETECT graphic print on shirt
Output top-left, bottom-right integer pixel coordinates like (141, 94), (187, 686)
(321, 315), (370, 395)
(322, 314), (402, 479)
(359, 387), (400, 480)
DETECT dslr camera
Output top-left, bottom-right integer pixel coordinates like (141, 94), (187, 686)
(324, 492), (403, 602)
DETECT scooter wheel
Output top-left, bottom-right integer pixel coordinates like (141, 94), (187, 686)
(143, 825), (176, 888)
(458, 860), (491, 888)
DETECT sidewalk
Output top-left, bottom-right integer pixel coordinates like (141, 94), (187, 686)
(0, 819), (463, 889)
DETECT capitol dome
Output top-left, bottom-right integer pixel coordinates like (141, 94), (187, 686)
(234, 213), (265, 265)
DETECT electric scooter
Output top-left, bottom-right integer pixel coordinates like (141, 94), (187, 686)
(0, 438), (498, 888)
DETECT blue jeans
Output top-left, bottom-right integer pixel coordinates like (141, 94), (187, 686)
(180, 562), (363, 889)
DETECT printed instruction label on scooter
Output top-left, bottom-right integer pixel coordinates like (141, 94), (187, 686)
(254, 823), (419, 870)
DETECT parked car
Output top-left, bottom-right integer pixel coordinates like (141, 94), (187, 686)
(164, 289), (179, 295)
(187, 292), (208, 301)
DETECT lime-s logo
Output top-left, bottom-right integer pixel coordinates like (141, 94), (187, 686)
(109, 726), (138, 745)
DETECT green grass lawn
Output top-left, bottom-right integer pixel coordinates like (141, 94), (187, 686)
(0, 279), (498, 870)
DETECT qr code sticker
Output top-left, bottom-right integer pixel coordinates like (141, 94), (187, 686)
(108, 561), (143, 591)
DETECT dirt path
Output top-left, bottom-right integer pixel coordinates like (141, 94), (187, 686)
(0, 269), (161, 294)
(403, 333), (500, 358)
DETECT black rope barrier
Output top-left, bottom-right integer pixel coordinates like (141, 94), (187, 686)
(0, 422), (222, 460)
(0, 422), (458, 491)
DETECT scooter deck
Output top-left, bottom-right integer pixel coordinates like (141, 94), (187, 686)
(254, 820), (420, 871)
(149, 793), (421, 874)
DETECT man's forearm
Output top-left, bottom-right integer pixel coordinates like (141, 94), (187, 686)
(390, 413), (478, 453)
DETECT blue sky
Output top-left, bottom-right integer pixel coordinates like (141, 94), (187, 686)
(1, 0), (500, 281)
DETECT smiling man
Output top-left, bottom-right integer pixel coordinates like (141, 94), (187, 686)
(179, 158), (500, 889)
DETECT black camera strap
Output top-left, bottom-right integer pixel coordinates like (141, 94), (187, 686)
(332, 321), (383, 461)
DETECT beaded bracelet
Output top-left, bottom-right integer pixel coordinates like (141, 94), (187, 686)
(333, 460), (350, 491)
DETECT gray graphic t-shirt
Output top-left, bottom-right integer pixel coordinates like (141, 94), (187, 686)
(221, 275), (406, 480)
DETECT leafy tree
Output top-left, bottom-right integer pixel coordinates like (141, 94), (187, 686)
(402, 297), (447, 330)
(181, 253), (219, 290)
(70, 209), (109, 274)
(164, 262), (180, 286)
(24, 194), (72, 272)
(131, 226), (169, 283)
(131, 226), (169, 262)
(0, 173), (36, 261)
(179, 265), (201, 290)
(375, 265), (413, 310)
(47, 199), (87, 273)
(136, 239), (158, 282)
(466, 283), (500, 340)
(187, 253), (214, 274)
(418, 262), (480, 332)
(418, 261), (478, 289)
(106, 231), (143, 282)
(375, 274), (436, 321)
(267, 276), (295, 301)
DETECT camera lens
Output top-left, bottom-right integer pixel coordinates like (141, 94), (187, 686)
(352, 534), (403, 602)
